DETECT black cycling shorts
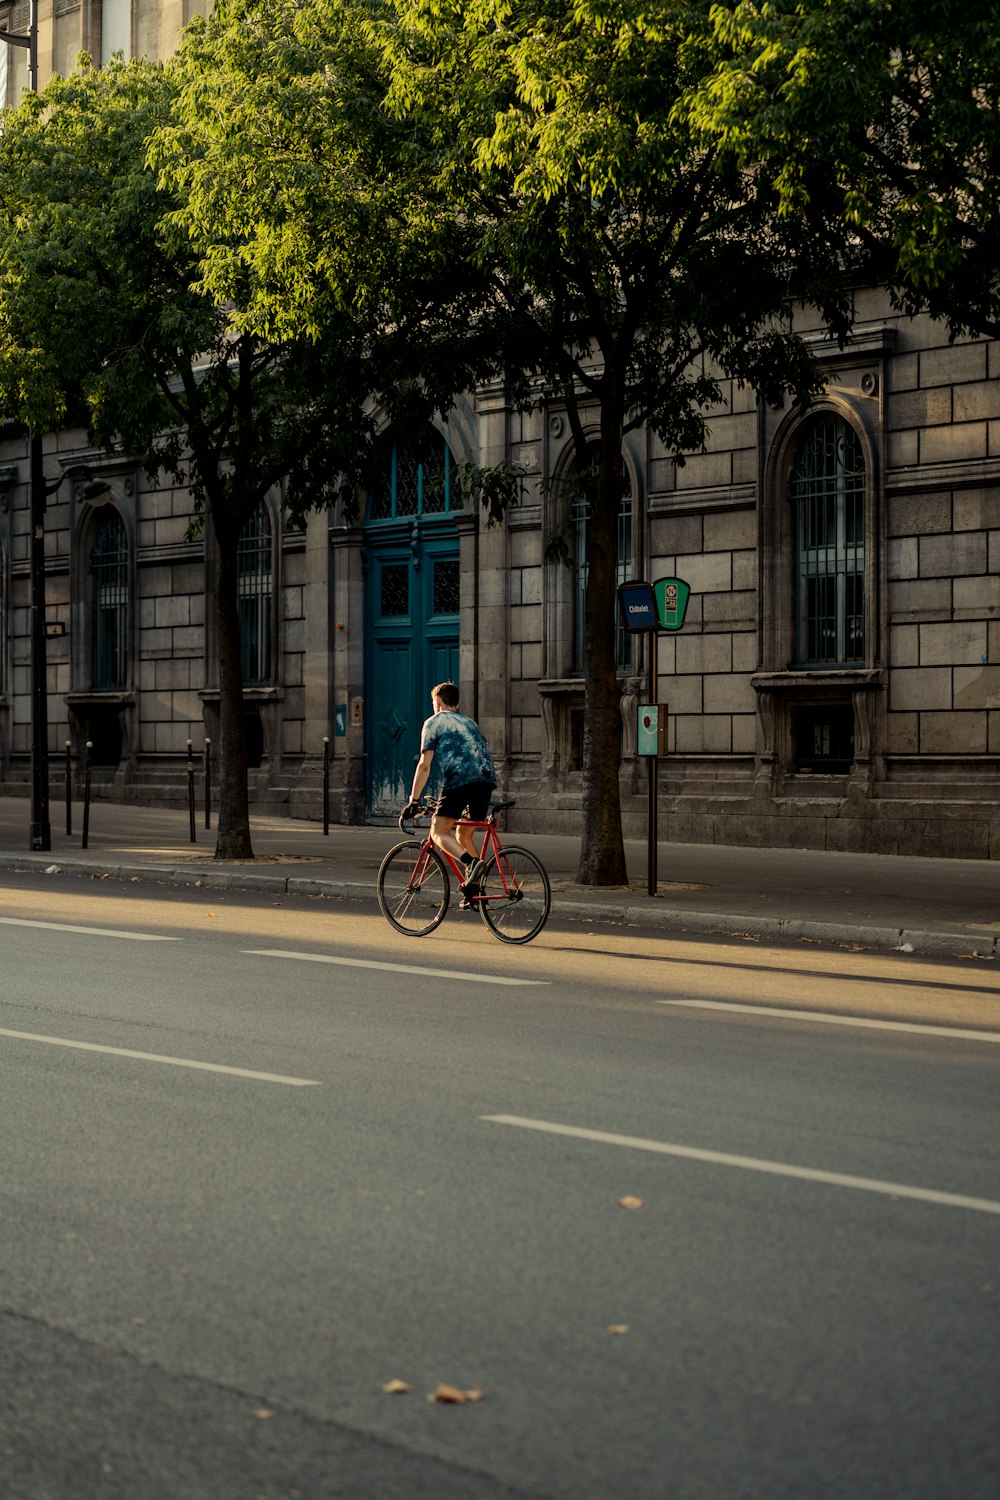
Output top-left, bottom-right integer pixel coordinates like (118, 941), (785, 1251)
(434, 782), (496, 821)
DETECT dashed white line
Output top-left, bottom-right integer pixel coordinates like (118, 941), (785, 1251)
(246, 949), (548, 986)
(0, 1027), (320, 1086)
(482, 1114), (1000, 1217)
(658, 998), (1000, 1043)
(0, 917), (178, 941)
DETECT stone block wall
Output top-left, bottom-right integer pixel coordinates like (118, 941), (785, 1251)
(886, 484), (1000, 762)
(645, 378), (759, 764)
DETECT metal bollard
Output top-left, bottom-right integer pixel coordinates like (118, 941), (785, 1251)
(204, 738), (212, 830)
(65, 740), (72, 838)
(323, 736), (330, 835)
(81, 741), (93, 850)
(187, 739), (196, 843)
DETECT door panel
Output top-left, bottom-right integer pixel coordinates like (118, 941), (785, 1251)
(365, 532), (460, 821)
(369, 639), (417, 817)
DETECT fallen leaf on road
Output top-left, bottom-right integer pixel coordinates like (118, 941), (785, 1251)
(618, 1195), (644, 1210)
(430, 1384), (467, 1403)
(381, 1379), (412, 1395)
(608, 1324), (631, 1335)
(131, 1317), (146, 1326)
(252, 1408), (274, 1421)
(428, 1383), (485, 1404)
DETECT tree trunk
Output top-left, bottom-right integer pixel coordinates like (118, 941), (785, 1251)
(213, 523), (254, 860)
(576, 401), (629, 886)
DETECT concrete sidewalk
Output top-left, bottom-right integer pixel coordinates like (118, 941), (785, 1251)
(0, 795), (997, 959)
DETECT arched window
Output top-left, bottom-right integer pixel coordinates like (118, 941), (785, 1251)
(570, 449), (633, 674)
(367, 429), (461, 521)
(237, 505), (273, 686)
(790, 416), (866, 667)
(91, 511), (128, 690)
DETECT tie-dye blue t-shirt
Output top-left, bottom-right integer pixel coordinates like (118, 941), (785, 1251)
(420, 711), (496, 790)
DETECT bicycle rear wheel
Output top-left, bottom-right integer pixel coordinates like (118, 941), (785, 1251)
(478, 846), (551, 944)
(377, 841), (450, 936)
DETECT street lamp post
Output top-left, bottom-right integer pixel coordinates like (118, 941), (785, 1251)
(0, 7), (104, 848)
(28, 434), (49, 848)
(2, 3), (46, 846)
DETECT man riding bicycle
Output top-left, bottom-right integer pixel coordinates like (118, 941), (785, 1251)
(402, 682), (496, 906)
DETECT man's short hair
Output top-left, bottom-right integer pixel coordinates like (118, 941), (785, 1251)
(433, 681), (460, 708)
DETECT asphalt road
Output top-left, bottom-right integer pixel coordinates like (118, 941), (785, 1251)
(1, 873), (998, 1500)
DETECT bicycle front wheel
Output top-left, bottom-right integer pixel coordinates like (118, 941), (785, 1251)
(479, 846), (551, 944)
(377, 841), (450, 936)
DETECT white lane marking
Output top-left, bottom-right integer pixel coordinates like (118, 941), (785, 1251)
(0, 917), (178, 941)
(482, 1115), (1000, 1217)
(658, 998), (1000, 1044)
(0, 1027), (320, 1086)
(246, 949), (548, 987)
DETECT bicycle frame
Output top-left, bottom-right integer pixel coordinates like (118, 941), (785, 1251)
(415, 814), (504, 901)
(379, 802), (551, 943)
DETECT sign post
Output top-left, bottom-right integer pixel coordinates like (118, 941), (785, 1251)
(646, 630), (658, 897)
(617, 581), (662, 897)
(617, 576), (693, 899)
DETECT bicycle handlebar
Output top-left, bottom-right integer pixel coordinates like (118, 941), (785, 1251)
(398, 797), (515, 833)
(398, 804), (432, 832)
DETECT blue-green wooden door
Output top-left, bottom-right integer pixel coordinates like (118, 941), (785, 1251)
(366, 534), (460, 820)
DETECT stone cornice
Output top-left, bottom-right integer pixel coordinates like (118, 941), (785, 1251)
(752, 669), (884, 691)
(801, 324), (897, 362)
(885, 457), (1000, 494)
(649, 484), (756, 515)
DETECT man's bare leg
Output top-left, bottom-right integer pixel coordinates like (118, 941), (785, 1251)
(430, 814), (480, 867)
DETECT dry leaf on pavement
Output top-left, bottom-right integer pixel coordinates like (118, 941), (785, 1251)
(381, 1379), (412, 1395)
(428, 1383), (485, 1404)
(618, 1195), (644, 1210)
(608, 1324), (631, 1335)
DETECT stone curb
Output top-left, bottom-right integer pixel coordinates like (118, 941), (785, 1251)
(0, 853), (994, 960)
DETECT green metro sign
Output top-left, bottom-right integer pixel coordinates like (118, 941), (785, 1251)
(653, 577), (691, 632)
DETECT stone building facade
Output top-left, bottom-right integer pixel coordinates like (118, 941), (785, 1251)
(474, 299), (1000, 859)
(2, 292), (997, 859)
(0, 12), (997, 858)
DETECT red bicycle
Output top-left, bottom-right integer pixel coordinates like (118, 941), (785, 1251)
(376, 800), (551, 944)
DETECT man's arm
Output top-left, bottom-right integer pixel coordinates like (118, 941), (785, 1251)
(408, 748), (434, 806)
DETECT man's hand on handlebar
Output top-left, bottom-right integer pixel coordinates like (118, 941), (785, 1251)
(399, 802), (424, 830)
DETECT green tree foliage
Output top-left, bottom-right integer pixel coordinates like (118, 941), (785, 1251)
(154, 0), (499, 404)
(0, 58), (353, 856)
(167, 0), (858, 884)
(696, 0), (1000, 338)
(0, 52), (471, 858)
(371, 0), (854, 883)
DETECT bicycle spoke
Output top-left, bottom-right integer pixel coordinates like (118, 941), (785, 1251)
(377, 841), (450, 936)
(479, 846), (551, 944)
